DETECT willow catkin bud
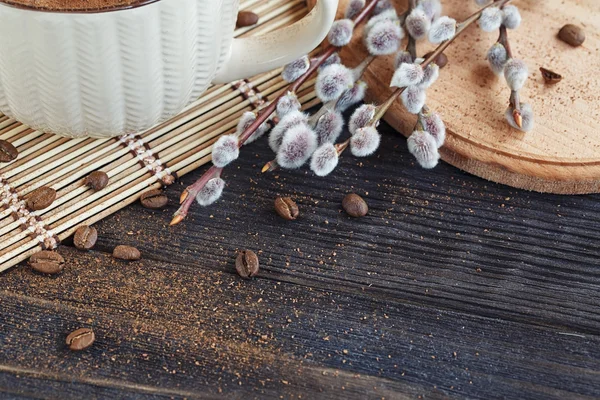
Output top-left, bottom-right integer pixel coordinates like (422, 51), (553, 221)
(401, 85), (426, 114)
(310, 143), (339, 176)
(235, 111), (269, 146)
(504, 58), (528, 91)
(351, 126), (381, 157)
(502, 5), (521, 30)
(340, 84), (367, 114)
(277, 92), (301, 118)
(394, 50), (413, 69)
(487, 43), (508, 75)
(365, 20), (403, 56)
(407, 130), (440, 169)
(236, 111), (268, 144)
(428, 16), (456, 43)
(316, 64), (354, 102)
(269, 111), (308, 152)
(405, 7), (431, 40)
(373, 0), (393, 16)
(336, 81), (368, 112)
(478, 7), (503, 32)
(420, 0), (442, 21)
(315, 110), (344, 145)
(418, 63), (440, 89)
(276, 124), (318, 169)
(196, 177), (225, 206)
(318, 53), (341, 71)
(211, 134), (239, 168)
(364, 8), (399, 37)
(349, 104), (376, 135)
(505, 103), (534, 132)
(236, 111), (256, 137)
(345, 0), (365, 19)
(328, 19), (355, 47)
(282, 56), (310, 83)
(391, 63), (424, 88)
(419, 111), (446, 147)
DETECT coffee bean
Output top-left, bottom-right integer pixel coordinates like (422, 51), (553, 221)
(237, 10), (259, 28)
(235, 250), (259, 279)
(539, 67), (562, 84)
(84, 171), (109, 191)
(342, 193), (368, 218)
(66, 328), (95, 351)
(161, 175), (175, 186)
(29, 250), (64, 274)
(0, 139), (18, 163)
(26, 187), (56, 211)
(140, 189), (168, 209)
(274, 197), (299, 220)
(423, 51), (448, 69)
(113, 245), (141, 261)
(558, 24), (585, 47)
(73, 225), (98, 250)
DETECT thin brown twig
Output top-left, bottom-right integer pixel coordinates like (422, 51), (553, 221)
(498, 24), (522, 126)
(171, 0), (380, 225)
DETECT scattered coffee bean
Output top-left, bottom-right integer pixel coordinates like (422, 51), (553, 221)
(73, 225), (98, 250)
(0, 139), (18, 163)
(84, 171), (109, 191)
(26, 186), (56, 211)
(237, 10), (259, 28)
(29, 250), (64, 275)
(423, 51), (448, 69)
(140, 189), (168, 209)
(235, 250), (259, 279)
(558, 24), (585, 47)
(161, 175), (175, 186)
(113, 245), (141, 261)
(66, 328), (95, 351)
(274, 197), (299, 220)
(342, 193), (368, 218)
(539, 67), (562, 84)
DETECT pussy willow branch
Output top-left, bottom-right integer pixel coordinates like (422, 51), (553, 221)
(330, 0), (513, 157)
(170, 0), (379, 226)
(369, 0), (512, 125)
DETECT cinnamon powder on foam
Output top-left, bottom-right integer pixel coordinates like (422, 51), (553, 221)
(2, 0), (144, 11)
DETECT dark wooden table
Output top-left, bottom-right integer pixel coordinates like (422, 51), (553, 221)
(2, 119), (600, 399)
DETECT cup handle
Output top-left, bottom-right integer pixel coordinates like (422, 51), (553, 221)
(212, 0), (339, 84)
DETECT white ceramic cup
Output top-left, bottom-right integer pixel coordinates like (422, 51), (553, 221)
(0, 0), (338, 138)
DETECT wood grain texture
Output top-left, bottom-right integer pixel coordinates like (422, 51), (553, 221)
(2, 119), (600, 399)
(340, 0), (600, 194)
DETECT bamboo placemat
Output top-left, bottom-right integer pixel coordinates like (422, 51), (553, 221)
(0, 0), (321, 272)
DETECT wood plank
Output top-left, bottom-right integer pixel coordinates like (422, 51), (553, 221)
(2, 246), (600, 399)
(81, 121), (600, 334)
(0, 366), (208, 400)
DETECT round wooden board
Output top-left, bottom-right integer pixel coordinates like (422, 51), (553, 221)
(337, 0), (600, 194)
